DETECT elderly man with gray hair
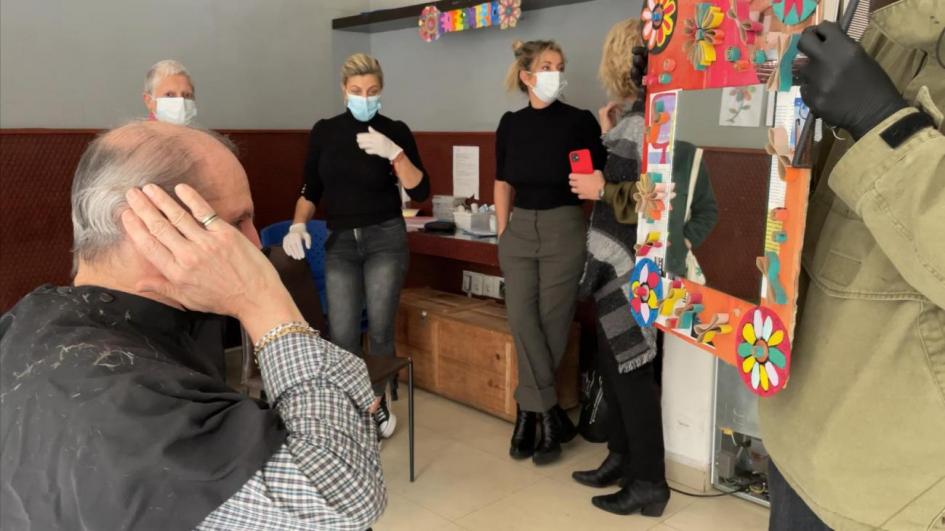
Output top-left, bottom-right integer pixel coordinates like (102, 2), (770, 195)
(144, 59), (197, 125)
(0, 121), (386, 530)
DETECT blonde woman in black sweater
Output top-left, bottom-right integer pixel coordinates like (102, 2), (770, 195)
(283, 54), (430, 440)
(495, 40), (607, 466)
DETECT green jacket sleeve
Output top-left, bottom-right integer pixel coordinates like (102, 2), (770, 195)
(682, 162), (718, 249)
(602, 181), (638, 224)
(829, 106), (945, 309)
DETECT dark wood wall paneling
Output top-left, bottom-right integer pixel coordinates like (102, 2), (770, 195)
(0, 129), (497, 311)
(692, 148), (769, 303)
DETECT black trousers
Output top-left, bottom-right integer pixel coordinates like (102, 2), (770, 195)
(768, 462), (832, 531)
(597, 324), (666, 482)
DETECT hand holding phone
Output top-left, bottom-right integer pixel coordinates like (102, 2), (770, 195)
(569, 149), (594, 174)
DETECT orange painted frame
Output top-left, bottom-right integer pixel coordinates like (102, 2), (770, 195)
(634, 0), (818, 396)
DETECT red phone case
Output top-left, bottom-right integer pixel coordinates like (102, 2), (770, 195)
(569, 149), (594, 174)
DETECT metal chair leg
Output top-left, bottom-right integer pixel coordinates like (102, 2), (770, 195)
(408, 358), (415, 483)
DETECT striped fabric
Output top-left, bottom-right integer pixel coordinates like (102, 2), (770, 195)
(580, 107), (658, 374)
(198, 333), (386, 531)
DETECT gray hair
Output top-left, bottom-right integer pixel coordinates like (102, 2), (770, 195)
(144, 59), (194, 96)
(71, 121), (236, 267)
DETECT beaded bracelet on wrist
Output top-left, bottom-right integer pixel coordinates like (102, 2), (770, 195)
(253, 321), (318, 361)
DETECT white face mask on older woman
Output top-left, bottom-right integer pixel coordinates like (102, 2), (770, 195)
(527, 71), (568, 104)
(155, 97), (197, 126)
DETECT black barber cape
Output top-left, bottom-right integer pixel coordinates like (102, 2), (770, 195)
(0, 285), (286, 530)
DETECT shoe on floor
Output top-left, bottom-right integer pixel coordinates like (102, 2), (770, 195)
(373, 396), (397, 439)
(533, 407), (564, 465)
(591, 479), (670, 517)
(509, 404), (538, 460)
(572, 451), (625, 488)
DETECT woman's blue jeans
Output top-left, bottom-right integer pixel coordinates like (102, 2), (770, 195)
(324, 217), (409, 395)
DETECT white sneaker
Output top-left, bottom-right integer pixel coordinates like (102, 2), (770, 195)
(373, 396), (397, 439)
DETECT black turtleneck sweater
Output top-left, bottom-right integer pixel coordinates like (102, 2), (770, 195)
(495, 100), (607, 210)
(301, 110), (430, 230)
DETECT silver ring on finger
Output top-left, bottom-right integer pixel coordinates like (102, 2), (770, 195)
(200, 213), (219, 228)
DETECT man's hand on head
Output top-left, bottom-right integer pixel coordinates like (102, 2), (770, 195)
(798, 21), (906, 140)
(121, 183), (303, 342)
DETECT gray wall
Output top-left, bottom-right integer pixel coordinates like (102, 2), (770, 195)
(0, 0), (370, 129)
(367, 0), (642, 131)
(1, 0), (641, 131)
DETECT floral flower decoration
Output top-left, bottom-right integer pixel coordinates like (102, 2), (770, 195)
(772, 0), (818, 26)
(727, 0), (763, 45)
(498, 0), (522, 30)
(418, 6), (442, 42)
(736, 307), (790, 395)
(683, 3), (726, 71)
(641, 0), (678, 54)
(633, 173), (675, 223)
(765, 126), (794, 183)
(725, 86), (756, 124)
(628, 258), (664, 327)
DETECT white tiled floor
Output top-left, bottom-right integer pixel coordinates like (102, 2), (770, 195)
(376, 389), (769, 531)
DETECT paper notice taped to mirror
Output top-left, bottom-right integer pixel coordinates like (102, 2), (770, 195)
(453, 146), (480, 200)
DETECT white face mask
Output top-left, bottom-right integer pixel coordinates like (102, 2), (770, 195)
(155, 97), (197, 125)
(527, 71), (567, 104)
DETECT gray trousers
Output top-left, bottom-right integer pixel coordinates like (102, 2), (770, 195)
(499, 206), (586, 412)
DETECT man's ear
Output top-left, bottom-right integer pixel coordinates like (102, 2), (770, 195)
(143, 92), (155, 113)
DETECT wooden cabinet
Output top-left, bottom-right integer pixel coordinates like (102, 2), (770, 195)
(394, 288), (488, 391)
(396, 288), (579, 422)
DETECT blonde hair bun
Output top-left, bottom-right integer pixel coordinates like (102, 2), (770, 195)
(504, 40), (565, 93)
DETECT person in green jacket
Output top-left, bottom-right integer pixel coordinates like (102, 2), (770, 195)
(665, 141), (718, 281)
(759, 1), (945, 529)
(595, 1), (944, 528)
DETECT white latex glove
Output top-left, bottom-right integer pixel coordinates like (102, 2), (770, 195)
(282, 222), (310, 260)
(356, 126), (404, 161)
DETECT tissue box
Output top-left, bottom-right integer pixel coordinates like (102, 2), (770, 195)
(453, 211), (491, 232)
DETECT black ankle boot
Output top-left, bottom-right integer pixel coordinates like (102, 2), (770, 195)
(509, 405), (537, 459)
(591, 480), (671, 517)
(552, 405), (577, 443)
(572, 452), (626, 488)
(532, 408), (563, 465)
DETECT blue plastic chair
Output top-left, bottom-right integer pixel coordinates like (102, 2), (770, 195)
(259, 220), (368, 333)
(260, 220), (329, 312)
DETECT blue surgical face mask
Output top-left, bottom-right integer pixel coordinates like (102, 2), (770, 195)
(346, 94), (381, 122)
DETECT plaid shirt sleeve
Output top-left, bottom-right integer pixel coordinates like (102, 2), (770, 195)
(197, 332), (386, 531)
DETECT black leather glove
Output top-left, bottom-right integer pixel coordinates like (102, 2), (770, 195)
(798, 22), (906, 140)
(631, 46), (648, 108)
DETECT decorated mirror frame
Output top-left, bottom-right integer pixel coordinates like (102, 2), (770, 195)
(628, 0), (829, 396)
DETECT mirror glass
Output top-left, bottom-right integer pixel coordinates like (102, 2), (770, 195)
(664, 87), (772, 304)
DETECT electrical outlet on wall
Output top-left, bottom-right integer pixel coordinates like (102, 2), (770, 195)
(463, 271), (504, 299)
(482, 275), (504, 299)
(469, 272), (484, 296)
(462, 271), (473, 294)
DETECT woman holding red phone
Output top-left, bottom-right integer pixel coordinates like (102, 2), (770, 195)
(495, 39), (606, 466)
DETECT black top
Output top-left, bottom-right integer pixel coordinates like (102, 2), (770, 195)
(495, 100), (607, 210)
(0, 285), (285, 530)
(301, 110), (430, 230)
